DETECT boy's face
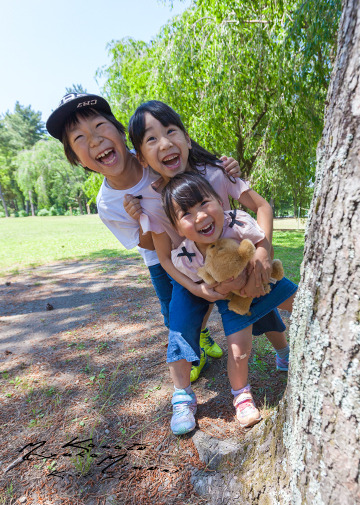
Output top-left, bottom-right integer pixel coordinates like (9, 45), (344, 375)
(67, 113), (128, 177)
(138, 113), (191, 183)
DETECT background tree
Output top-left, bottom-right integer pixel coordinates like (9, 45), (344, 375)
(14, 138), (88, 215)
(0, 103), (45, 215)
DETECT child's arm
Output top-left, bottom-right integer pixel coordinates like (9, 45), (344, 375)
(123, 194), (155, 250)
(239, 188), (273, 282)
(152, 232), (227, 303)
(215, 189), (273, 298)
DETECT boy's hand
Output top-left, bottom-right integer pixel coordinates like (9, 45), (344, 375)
(214, 269), (248, 295)
(124, 194), (143, 221)
(220, 156), (241, 178)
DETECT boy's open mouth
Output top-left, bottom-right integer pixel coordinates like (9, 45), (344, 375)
(96, 149), (116, 165)
(162, 154), (180, 168)
(199, 223), (214, 236)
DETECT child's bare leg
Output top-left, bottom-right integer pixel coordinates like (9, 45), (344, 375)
(169, 360), (192, 389)
(202, 304), (213, 328)
(226, 326), (253, 390)
(197, 303), (223, 363)
(278, 292), (296, 312)
(265, 331), (288, 350)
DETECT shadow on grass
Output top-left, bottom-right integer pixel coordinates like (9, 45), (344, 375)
(74, 248), (141, 262)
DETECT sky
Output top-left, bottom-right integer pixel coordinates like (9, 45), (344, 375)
(1, 0), (191, 124)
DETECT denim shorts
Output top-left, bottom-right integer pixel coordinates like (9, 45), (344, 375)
(167, 277), (297, 365)
(216, 277), (297, 336)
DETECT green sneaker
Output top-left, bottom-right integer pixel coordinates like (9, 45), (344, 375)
(190, 347), (208, 382)
(200, 328), (223, 358)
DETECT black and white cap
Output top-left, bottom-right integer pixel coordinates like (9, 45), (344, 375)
(46, 93), (113, 141)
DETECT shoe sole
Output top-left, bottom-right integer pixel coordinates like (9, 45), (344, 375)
(206, 351), (223, 358)
(276, 366), (288, 372)
(172, 425), (196, 435)
(238, 415), (262, 429)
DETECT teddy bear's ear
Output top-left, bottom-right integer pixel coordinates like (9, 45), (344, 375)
(238, 239), (256, 259)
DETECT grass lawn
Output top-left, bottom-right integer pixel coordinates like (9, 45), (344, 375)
(0, 215), (139, 276)
(0, 215), (304, 282)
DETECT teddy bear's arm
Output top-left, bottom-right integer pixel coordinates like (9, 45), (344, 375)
(197, 266), (216, 285)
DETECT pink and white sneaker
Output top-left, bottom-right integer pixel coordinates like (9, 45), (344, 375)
(233, 391), (261, 428)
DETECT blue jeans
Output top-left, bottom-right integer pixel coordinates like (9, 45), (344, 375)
(167, 277), (297, 365)
(148, 263), (173, 328)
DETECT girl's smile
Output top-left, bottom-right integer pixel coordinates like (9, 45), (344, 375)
(174, 197), (225, 255)
(138, 113), (192, 183)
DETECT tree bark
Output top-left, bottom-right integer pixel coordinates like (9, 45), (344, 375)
(192, 2), (360, 503)
(283, 1), (360, 501)
(28, 190), (35, 217)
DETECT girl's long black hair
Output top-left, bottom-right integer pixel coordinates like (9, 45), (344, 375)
(128, 100), (230, 176)
(162, 172), (222, 228)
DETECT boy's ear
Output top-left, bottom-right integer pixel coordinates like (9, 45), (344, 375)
(136, 152), (148, 168)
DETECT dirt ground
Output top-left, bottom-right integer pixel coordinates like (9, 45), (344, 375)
(0, 257), (290, 504)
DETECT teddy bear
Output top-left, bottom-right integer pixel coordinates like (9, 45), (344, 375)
(197, 238), (284, 315)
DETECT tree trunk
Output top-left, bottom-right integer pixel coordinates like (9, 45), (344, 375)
(0, 182), (9, 217)
(28, 190), (35, 217)
(192, 2), (360, 503)
(76, 196), (84, 215)
(283, 0), (360, 501)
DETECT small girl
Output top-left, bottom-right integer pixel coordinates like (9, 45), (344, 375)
(162, 172), (296, 427)
(127, 100), (297, 433)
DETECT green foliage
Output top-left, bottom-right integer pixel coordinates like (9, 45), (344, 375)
(37, 208), (50, 216)
(14, 138), (89, 214)
(100, 0), (341, 213)
(0, 102), (45, 215)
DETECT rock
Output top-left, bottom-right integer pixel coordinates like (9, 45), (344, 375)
(192, 431), (242, 470)
(46, 302), (54, 311)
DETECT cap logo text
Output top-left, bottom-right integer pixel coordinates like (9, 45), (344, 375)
(77, 100), (98, 108)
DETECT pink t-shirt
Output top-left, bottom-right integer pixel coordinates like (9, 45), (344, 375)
(139, 165), (250, 248)
(171, 209), (265, 282)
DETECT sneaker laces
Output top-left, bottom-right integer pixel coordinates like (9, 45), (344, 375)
(173, 402), (192, 416)
(201, 329), (215, 346)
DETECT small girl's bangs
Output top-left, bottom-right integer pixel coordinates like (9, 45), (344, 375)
(163, 173), (221, 227)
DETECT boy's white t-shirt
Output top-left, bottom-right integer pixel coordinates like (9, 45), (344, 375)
(96, 166), (160, 267)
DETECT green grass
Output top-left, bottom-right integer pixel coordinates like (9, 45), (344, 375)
(0, 215), (140, 275)
(272, 230), (304, 284)
(0, 216), (305, 281)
